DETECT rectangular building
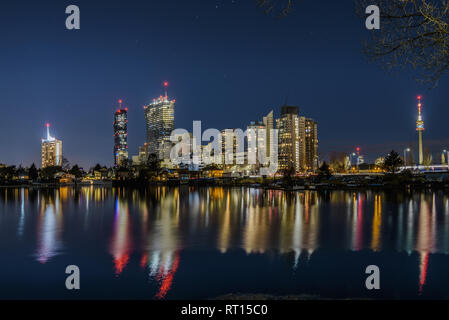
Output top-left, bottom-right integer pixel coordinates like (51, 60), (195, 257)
(144, 95), (175, 160)
(276, 106), (300, 172)
(41, 124), (62, 168)
(114, 107), (129, 167)
(300, 117), (318, 171)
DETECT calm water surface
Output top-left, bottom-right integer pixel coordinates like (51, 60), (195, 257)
(1, 186), (449, 299)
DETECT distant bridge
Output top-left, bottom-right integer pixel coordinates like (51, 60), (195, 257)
(400, 165), (449, 173)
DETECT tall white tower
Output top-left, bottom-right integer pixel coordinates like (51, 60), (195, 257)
(416, 96), (425, 165)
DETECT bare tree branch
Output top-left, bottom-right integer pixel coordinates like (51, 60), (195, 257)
(256, 0), (295, 19)
(355, 0), (449, 86)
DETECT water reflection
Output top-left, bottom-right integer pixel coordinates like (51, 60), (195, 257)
(110, 197), (132, 275)
(36, 190), (64, 264)
(1, 187), (449, 298)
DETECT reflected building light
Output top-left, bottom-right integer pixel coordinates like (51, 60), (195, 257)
(139, 200), (149, 268)
(416, 194), (436, 254)
(351, 193), (364, 251)
(218, 192), (231, 253)
(140, 252), (148, 269)
(35, 202), (63, 264)
(155, 251), (180, 299)
(292, 193), (303, 268)
(243, 204), (270, 254)
(419, 252), (429, 295)
(405, 199), (414, 254)
(293, 249), (301, 270)
(149, 251), (161, 278)
(146, 249), (181, 299)
(415, 193), (435, 295)
(109, 198), (132, 275)
(371, 194), (382, 252)
(17, 188), (25, 238)
(306, 195), (319, 257)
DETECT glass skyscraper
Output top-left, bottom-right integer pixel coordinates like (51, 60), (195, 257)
(113, 105), (128, 167)
(41, 123), (62, 168)
(144, 94), (175, 160)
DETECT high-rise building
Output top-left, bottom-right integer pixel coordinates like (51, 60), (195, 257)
(262, 110), (274, 165)
(221, 129), (243, 165)
(113, 100), (129, 167)
(41, 123), (62, 168)
(276, 106), (300, 172)
(144, 83), (175, 160)
(416, 95), (425, 165)
(299, 117), (318, 171)
(247, 121), (266, 168)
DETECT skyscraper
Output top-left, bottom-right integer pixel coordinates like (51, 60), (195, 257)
(416, 95), (425, 165)
(299, 117), (318, 171)
(221, 129), (243, 165)
(113, 100), (129, 167)
(247, 121), (266, 168)
(144, 82), (175, 160)
(276, 106), (300, 172)
(262, 110), (274, 165)
(41, 123), (62, 168)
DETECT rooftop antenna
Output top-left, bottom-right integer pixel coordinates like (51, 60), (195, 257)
(46, 123), (50, 140)
(118, 99), (123, 109)
(163, 81), (169, 99)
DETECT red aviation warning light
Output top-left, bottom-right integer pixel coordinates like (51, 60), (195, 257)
(46, 123), (50, 128)
(416, 95), (424, 131)
(163, 81), (169, 98)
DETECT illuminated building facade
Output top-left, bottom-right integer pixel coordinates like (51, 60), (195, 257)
(113, 101), (129, 167)
(41, 123), (62, 168)
(416, 95), (425, 165)
(247, 121), (266, 169)
(221, 129), (244, 166)
(144, 90), (175, 160)
(300, 117), (318, 171)
(276, 106), (300, 172)
(262, 110), (274, 165)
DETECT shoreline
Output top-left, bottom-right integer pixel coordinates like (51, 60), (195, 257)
(1, 180), (449, 191)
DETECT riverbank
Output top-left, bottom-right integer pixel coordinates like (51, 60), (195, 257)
(3, 175), (449, 191)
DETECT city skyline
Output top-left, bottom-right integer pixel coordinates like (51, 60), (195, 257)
(1, 1), (448, 169)
(5, 85), (447, 171)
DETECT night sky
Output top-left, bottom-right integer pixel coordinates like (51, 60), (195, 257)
(1, 0), (448, 169)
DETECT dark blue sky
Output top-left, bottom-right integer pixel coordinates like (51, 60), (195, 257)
(1, 0), (448, 168)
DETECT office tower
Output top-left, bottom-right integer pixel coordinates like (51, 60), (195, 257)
(299, 117), (318, 171)
(41, 123), (62, 168)
(144, 83), (175, 160)
(247, 121), (266, 167)
(416, 96), (424, 165)
(113, 100), (129, 167)
(276, 106), (300, 172)
(221, 129), (244, 165)
(262, 110), (274, 165)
